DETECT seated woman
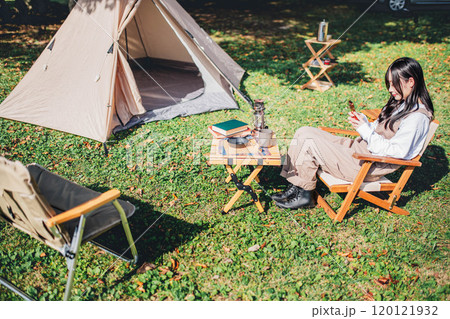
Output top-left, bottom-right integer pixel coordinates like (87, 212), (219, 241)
(273, 57), (434, 209)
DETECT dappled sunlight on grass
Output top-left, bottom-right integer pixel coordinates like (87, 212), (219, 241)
(0, 0), (448, 301)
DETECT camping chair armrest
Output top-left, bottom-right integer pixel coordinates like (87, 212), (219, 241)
(46, 189), (121, 228)
(361, 109), (381, 121)
(352, 153), (422, 167)
(319, 127), (359, 136)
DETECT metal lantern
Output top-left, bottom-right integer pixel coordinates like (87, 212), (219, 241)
(252, 99), (266, 131)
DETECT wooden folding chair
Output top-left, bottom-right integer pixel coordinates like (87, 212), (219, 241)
(315, 118), (439, 222)
(0, 156), (138, 300)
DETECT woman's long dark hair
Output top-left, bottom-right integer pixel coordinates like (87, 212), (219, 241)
(379, 57), (434, 130)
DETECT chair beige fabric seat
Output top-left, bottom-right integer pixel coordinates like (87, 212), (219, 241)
(318, 169), (393, 192)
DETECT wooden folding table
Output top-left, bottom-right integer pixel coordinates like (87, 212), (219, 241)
(208, 136), (281, 214)
(301, 38), (341, 92)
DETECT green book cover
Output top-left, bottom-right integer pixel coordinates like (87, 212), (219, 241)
(212, 119), (248, 135)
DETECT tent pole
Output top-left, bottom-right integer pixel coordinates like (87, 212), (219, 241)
(103, 143), (109, 157)
(153, 2), (252, 106)
(134, 17), (148, 57)
(125, 28), (129, 61)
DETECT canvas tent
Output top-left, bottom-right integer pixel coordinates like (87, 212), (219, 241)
(0, 0), (247, 142)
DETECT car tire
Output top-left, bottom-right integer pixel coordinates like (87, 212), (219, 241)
(386, 0), (409, 12)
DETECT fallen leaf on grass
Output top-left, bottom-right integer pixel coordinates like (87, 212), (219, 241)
(337, 251), (353, 258)
(172, 274), (182, 281)
(195, 263), (207, 268)
(183, 202), (198, 207)
(40, 252), (46, 257)
(137, 286), (145, 293)
(248, 244), (260, 252)
(171, 258), (179, 271)
(374, 274), (398, 287)
(137, 262), (156, 274)
(377, 250), (388, 258)
(223, 246), (231, 253)
(262, 221), (275, 227)
(159, 266), (170, 275)
(363, 290), (375, 301)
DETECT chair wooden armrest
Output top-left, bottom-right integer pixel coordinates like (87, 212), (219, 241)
(361, 109), (381, 121)
(352, 153), (422, 167)
(319, 126), (359, 136)
(46, 189), (121, 228)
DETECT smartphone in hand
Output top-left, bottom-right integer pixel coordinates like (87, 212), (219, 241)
(348, 100), (358, 120)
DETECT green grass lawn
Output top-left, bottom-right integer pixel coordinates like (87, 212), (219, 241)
(0, 1), (449, 301)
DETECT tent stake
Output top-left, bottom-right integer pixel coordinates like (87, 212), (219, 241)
(103, 143), (109, 157)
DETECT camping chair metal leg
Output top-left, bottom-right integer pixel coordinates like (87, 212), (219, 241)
(0, 277), (34, 301)
(64, 215), (86, 301)
(113, 200), (138, 264)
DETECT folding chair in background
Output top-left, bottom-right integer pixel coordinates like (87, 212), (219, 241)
(316, 113), (439, 222)
(0, 156), (138, 300)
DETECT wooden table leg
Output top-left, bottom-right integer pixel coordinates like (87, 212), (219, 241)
(222, 165), (264, 214)
(225, 162), (243, 183)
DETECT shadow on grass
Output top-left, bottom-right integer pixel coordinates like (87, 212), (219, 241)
(253, 145), (448, 220)
(322, 145), (448, 219)
(84, 187), (206, 267)
(1, 0), (448, 100)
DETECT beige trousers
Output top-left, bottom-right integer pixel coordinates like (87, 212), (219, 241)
(281, 127), (399, 190)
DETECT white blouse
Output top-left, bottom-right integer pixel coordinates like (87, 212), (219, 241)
(356, 104), (430, 160)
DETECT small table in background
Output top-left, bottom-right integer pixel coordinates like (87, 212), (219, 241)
(208, 136), (281, 214)
(301, 37), (341, 92)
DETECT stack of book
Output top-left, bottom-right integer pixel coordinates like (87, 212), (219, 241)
(208, 119), (251, 139)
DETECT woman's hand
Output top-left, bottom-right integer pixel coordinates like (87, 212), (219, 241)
(348, 112), (365, 130)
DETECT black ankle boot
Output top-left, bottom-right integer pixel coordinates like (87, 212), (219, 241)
(271, 184), (300, 202)
(275, 188), (314, 209)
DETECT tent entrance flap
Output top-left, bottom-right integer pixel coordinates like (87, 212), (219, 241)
(129, 57), (205, 111)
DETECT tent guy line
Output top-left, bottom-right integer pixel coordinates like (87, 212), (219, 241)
(0, 0), (246, 142)
(276, 0), (379, 101)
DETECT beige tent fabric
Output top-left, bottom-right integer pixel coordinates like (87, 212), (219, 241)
(0, 0), (246, 142)
(122, 0), (193, 62)
(113, 51), (145, 126)
(153, 0), (231, 96)
(0, 0), (124, 142)
(0, 157), (69, 251)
